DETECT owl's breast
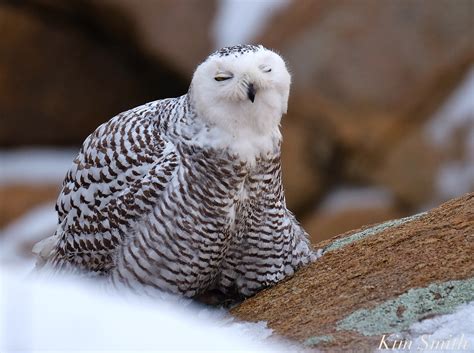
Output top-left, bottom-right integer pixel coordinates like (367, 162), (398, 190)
(228, 163), (269, 231)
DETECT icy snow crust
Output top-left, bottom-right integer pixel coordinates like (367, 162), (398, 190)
(0, 268), (302, 353)
(384, 302), (474, 353)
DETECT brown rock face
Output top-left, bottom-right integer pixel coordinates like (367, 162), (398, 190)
(258, 0), (474, 210)
(231, 193), (474, 352)
(303, 205), (403, 243)
(0, 2), (187, 147)
(261, 0), (473, 112)
(280, 118), (332, 213)
(372, 129), (443, 207)
(92, 0), (217, 76)
(0, 184), (58, 229)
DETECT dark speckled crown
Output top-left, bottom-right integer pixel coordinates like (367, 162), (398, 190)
(209, 44), (263, 59)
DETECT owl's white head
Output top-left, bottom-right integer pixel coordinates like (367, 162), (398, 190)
(188, 45), (291, 159)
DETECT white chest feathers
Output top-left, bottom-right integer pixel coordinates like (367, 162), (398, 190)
(189, 123), (281, 164)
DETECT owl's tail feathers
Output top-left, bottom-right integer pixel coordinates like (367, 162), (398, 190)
(32, 235), (58, 268)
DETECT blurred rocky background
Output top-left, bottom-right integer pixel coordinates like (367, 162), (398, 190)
(1, 0), (473, 261)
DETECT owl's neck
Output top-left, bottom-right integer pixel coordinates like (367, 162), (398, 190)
(185, 93), (282, 164)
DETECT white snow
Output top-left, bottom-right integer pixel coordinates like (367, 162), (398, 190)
(0, 148), (73, 269)
(0, 148), (75, 185)
(425, 67), (474, 201)
(435, 159), (474, 201)
(318, 186), (395, 213)
(0, 268), (301, 353)
(386, 302), (474, 353)
(0, 202), (56, 271)
(213, 0), (291, 49)
(427, 67), (474, 146)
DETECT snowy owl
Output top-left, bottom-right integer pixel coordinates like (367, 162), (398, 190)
(34, 45), (318, 299)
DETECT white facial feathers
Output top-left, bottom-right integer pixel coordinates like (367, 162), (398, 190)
(188, 45), (291, 161)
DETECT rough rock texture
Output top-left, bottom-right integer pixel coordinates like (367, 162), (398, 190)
(231, 193), (474, 352)
(0, 1), (186, 146)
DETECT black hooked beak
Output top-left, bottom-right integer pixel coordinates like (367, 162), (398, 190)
(247, 83), (256, 103)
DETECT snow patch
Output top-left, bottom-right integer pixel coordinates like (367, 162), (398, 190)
(425, 67), (474, 200)
(318, 186), (395, 213)
(213, 0), (291, 48)
(0, 202), (56, 273)
(384, 301), (474, 353)
(0, 148), (75, 185)
(427, 68), (474, 146)
(0, 268), (298, 353)
(435, 160), (474, 201)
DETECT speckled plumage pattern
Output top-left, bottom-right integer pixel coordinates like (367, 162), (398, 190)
(35, 45), (317, 298)
(211, 44), (260, 58)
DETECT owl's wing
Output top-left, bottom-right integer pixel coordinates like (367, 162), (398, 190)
(38, 101), (180, 273)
